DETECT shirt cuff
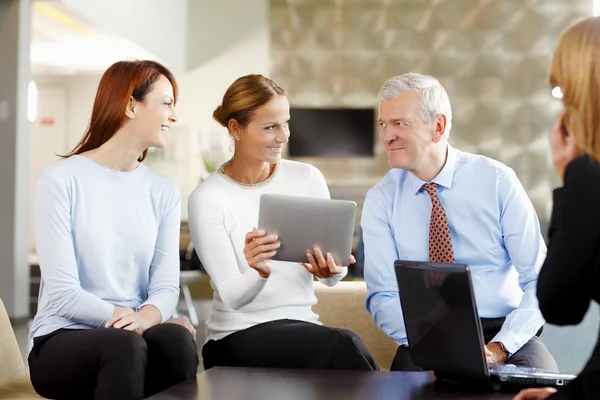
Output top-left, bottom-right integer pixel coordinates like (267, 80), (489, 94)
(249, 266), (270, 281)
(317, 266), (348, 287)
(75, 291), (116, 328)
(138, 292), (178, 323)
(490, 330), (527, 356)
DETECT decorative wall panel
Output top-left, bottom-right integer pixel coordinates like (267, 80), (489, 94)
(271, 0), (590, 219)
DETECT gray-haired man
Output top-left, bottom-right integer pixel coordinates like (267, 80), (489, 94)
(362, 73), (557, 371)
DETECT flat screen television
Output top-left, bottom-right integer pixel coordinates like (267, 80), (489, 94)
(288, 108), (375, 157)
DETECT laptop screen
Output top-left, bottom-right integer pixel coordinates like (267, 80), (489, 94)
(394, 261), (489, 379)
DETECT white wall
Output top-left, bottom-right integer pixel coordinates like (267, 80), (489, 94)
(31, 73), (199, 220)
(178, 28), (271, 128)
(175, 0), (271, 214)
(29, 86), (67, 251)
(57, 0), (188, 73)
(31, 0), (271, 219)
(34, 74), (101, 149)
(29, 75), (100, 252)
(186, 0), (269, 72)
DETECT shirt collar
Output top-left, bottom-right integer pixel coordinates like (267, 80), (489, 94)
(406, 144), (458, 195)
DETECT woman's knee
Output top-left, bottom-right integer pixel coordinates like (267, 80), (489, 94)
(329, 328), (364, 350)
(328, 328), (379, 371)
(145, 323), (199, 376)
(102, 329), (148, 362)
(145, 323), (197, 351)
(28, 329), (148, 400)
(201, 341), (217, 370)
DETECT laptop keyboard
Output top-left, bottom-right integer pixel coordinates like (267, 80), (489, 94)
(490, 364), (558, 376)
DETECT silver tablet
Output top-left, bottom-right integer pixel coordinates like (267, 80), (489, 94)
(257, 193), (357, 265)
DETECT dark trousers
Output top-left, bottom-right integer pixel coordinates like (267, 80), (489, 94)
(28, 324), (199, 400)
(202, 319), (379, 371)
(391, 317), (558, 372)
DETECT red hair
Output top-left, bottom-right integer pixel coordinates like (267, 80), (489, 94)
(63, 60), (178, 162)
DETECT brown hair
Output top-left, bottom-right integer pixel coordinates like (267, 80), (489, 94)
(550, 17), (600, 163)
(213, 74), (285, 130)
(63, 60), (178, 162)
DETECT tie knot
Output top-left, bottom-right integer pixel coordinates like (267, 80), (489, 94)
(422, 183), (438, 198)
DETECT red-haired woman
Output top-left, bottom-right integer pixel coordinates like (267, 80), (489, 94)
(27, 60), (198, 400)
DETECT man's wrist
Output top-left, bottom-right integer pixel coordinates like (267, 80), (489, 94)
(491, 341), (510, 359)
(499, 342), (509, 355)
(502, 344), (512, 359)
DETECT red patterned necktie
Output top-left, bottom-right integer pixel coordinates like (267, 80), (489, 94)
(422, 183), (455, 263)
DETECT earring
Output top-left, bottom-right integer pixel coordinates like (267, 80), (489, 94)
(235, 136), (240, 141)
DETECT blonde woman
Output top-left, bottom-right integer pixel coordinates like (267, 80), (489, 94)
(187, 75), (378, 371)
(514, 17), (600, 400)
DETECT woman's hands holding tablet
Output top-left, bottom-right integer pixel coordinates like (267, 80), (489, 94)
(302, 248), (355, 279)
(244, 228), (281, 278)
(244, 227), (354, 279)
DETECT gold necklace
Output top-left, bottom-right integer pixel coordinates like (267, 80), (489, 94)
(218, 161), (280, 189)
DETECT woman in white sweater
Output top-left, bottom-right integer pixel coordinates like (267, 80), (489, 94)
(188, 74), (377, 370)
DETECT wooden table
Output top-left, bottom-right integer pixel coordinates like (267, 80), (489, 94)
(148, 367), (516, 400)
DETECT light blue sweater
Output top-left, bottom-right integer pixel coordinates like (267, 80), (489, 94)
(28, 155), (181, 350)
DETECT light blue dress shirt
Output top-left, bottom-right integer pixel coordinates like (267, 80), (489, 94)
(361, 145), (547, 354)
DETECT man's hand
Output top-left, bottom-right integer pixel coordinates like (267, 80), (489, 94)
(485, 342), (509, 365)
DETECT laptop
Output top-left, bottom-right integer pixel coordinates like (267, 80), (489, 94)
(394, 260), (576, 390)
(257, 194), (356, 265)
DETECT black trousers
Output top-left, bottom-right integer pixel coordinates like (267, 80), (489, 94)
(28, 324), (199, 400)
(202, 319), (379, 371)
(391, 317), (558, 372)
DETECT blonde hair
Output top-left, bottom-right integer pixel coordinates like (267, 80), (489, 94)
(213, 74), (285, 130)
(550, 16), (600, 163)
